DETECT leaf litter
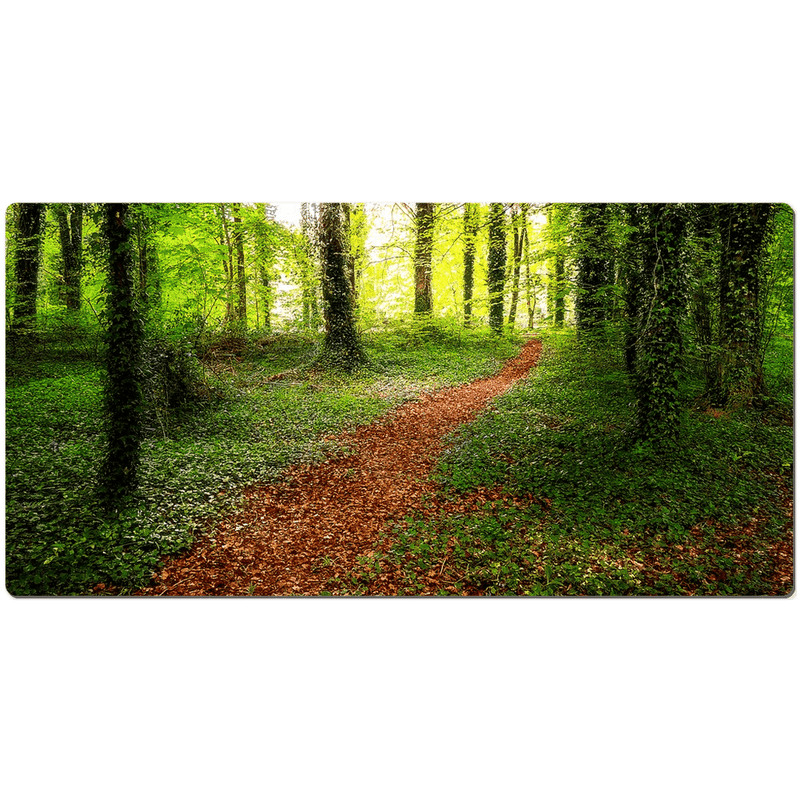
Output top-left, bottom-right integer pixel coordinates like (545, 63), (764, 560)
(135, 338), (544, 596)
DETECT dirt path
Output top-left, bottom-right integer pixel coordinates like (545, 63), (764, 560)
(136, 338), (542, 596)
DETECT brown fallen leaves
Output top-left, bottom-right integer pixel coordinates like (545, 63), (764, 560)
(135, 338), (543, 596)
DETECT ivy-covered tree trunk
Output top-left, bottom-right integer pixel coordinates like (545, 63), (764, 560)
(414, 202), (435, 315)
(462, 203), (479, 327)
(102, 203), (144, 508)
(232, 202), (247, 328)
(553, 254), (565, 326)
(634, 203), (686, 442)
(316, 202), (367, 371)
(13, 202), (44, 330)
(574, 202), (612, 335)
(545, 204), (569, 327)
(713, 203), (775, 407)
(54, 203), (83, 311)
(508, 203), (528, 328)
(342, 203), (356, 308)
(621, 204), (644, 374)
(685, 204), (718, 393)
(487, 202), (506, 335)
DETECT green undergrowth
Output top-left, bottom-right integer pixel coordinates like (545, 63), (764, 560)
(349, 327), (793, 596)
(5, 320), (521, 596)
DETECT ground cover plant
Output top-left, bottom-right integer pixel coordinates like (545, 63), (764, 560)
(5, 319), (520, 595)
(5, 202), (793, 597)
(344, 327), (793, 596)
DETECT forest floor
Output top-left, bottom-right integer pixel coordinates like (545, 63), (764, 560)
(135, 338), (544, 596)
(7, 322), (791, 597)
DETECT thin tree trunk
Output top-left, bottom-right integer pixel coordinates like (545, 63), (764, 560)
(414, 202), (435, 315)
(218, 204), (235, 324)
(232, 202), (247, 328)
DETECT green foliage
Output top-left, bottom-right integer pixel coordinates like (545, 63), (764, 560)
(347, 327), (792, 596)
(5, 322), (520, 595)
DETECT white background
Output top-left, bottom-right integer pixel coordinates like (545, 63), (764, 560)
(2, 2), (797, 798)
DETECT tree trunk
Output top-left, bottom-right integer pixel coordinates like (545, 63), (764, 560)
(508, 204), (528, 328)
(131, 204), (157, 310)
(714, 203), (775, 407)
(575, 202), (611, 335)
(55, 203), (83, 311)
(621, 204), (644, 373)
(13, 203), (44, 330)
(414, 202), (435, 315)
(554, 254), (565, 326)
(634, 203), (686, 442)
(218, 204), (235, 324)
(316, 203), (367, 370)
(300, 203), (321, 330)
(102, 203), (144, 508)
(686, 204), (718, 393)
(462, 203), (479, 327)
(487, 203), (506, 335)
(232, 202), (247, 328)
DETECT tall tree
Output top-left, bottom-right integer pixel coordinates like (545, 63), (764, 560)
(487, 202), (506, 334)
(574, 202), (612, 335)
(344, 202), (368, 303)
(620, 203), (644, 373)
(249, 203), (281, 331)
(12, 203), (45, 330)
(316, 202), (367, 370)
(129, 203), (159, 311)
(299, 202), (322, 329)
(101, 202), (144, 508)
(232, 202), (247, 327)
(713, 202), (776, 407)
(633, 203), (686, 442)
(413, 202), (435, 315)
(218, 203), (236, 324)
(545, 204), (570, 327)
(507, 203), (528, 328)
(462, 203), (480, 327)
(53, 203), (83, 311)
(684, 204), (718, 391)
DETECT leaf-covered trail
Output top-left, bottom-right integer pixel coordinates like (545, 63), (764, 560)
(136, 338), (543, 596)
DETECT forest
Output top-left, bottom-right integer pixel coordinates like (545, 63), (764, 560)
(4, 201), (794, 596)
